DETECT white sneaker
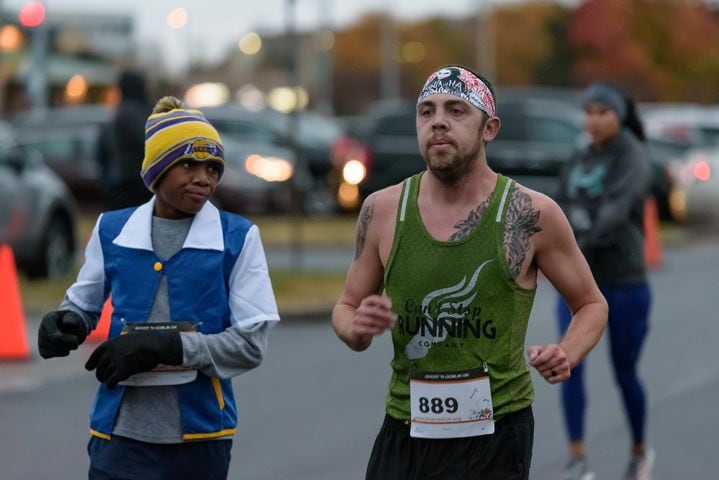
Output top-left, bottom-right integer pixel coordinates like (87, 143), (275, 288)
(560, 456), (595, 480)
(624, 447), (655, 480)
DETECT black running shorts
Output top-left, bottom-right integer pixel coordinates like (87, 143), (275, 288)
(365, 406), (534, 480)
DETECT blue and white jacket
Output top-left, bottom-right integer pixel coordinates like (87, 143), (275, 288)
(65, 198), (279, 440)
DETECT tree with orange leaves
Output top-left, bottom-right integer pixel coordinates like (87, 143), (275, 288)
(568, 0), (719, 102)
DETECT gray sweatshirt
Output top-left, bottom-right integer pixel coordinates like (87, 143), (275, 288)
(556, 128), (651, 286)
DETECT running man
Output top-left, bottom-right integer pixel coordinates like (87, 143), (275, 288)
(332, 65), (608, 479)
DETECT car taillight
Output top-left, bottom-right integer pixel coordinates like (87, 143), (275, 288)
(693, 159), (711, 181)
(331, 136), (371, 174)
(332, 136), (372, 210)
(678, 156), (712, 184)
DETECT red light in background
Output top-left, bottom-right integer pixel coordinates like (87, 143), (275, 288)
(693, 160), (711, 182)
(18, 1), (46, 28)
(330, 136), (372, 171)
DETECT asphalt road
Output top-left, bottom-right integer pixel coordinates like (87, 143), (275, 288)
(1, 239), (718, 479)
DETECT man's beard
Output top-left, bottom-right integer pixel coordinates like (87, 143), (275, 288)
(424, 140), (483, 185)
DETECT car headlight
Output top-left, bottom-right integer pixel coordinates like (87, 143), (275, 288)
(244, 154), (294, 182)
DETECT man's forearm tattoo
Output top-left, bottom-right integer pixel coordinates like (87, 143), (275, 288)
(449, 193), (493, 241)
(354, 198), (375, 260)
(504, 189), (542, 278)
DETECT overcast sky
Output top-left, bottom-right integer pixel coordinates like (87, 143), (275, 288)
(3, 0), (579, 72)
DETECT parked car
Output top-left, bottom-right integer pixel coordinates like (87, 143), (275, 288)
(641, 103), (719, 149)
(211, 136), (297, 215)
(487, 96), (585, 197)
(0, 122), (77, 279)
(645, 136), (693, 220)
(667, 146), (719, 223)
(11, 105), (299, 216)
(12, 105), (112, 210)
(344, 99), (419, 202)
(202, 105), (364, 213)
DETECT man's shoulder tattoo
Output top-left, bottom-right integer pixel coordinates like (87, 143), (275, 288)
(354, 197), (375, 260)
(449, 193), (493, 241)
(504, 189), (542, 278)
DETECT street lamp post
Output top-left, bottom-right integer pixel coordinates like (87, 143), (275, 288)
(21, 0), (48, 115)
(475, 0), (496, 83)
(28, 18), (47, 113)
(285, 0), (304, 271)
(380, 10), (399, 100)
(316, 0), (333, 115)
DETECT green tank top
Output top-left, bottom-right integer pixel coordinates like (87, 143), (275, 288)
(383, 173), (536, 422)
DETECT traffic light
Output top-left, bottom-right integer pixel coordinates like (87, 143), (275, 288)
(18, 1), (46, 28)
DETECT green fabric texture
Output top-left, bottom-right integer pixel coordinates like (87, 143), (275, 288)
(383, 172), (536, 422)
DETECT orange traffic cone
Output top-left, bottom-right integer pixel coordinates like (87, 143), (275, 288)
(644, 196), (663, 269)
(87, 297), (112, 342)
(0, 245), (30, 360)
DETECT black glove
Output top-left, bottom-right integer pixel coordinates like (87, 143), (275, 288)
(84, 331), (183, 388)
(38, 310), (87, 359)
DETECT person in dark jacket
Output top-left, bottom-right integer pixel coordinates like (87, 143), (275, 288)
(555, 82), (654, 480)
(103, 69), (153, 209)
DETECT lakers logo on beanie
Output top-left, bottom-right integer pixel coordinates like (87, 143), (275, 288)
(140, 96), (225, 191)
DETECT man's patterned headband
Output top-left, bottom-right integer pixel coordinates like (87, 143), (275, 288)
(417, 66), (496, 118)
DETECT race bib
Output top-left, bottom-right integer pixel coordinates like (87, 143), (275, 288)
(410, 367), (494, 439)
(118, 321), (198, 387)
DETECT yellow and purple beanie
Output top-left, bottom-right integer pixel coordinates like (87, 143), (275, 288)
(140, 96), (225, 191)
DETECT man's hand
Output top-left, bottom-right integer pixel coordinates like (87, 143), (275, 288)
(38, 310), (87, 359)
(85, 331), (183, 388)
(526, 344), (571, 384)
(352, 295), (396, 339)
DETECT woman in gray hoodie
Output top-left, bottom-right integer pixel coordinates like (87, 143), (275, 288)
(555, 83), (654, 480)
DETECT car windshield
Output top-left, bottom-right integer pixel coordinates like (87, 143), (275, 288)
(210, 109), (344, 146)
(375, 113), (415, 136)
(646, 138), (692, 165)
(696, 126), (719, 147)
(273, 112), (344, 144)
(212, 119), (276, 144)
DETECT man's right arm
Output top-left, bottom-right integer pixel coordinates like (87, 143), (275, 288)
(332, 193), (396, 351)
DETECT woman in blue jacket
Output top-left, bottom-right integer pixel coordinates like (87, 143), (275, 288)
(555, 83), (654, 480)
(37, 96), (280, 479)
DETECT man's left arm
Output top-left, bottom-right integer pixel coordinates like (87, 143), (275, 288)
(528, 195), (608, 384)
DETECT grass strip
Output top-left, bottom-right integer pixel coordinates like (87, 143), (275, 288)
(19, 268), (346, 317)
